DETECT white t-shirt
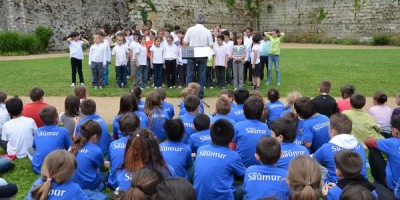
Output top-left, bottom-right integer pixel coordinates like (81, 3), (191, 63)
(69, 40), (84, 60)
(224, 40), (234, 55)
(164, 43), (178, 60)
(150, 46), (164, 64)
(136, 45), (147, 66)
(183, 24), (213, 47)
(250, 44), (261, 65)
(89, 43), (107, 65)
(1, 116), (36, 158)
(103, 39), (111, 62)
(0, 104), (10, 134)
(129, 41), (139, 60)
(213, 44), (228, 66)
(112, 43), (129, 66)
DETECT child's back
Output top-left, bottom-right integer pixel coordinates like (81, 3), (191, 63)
(312, 81), (338, 118)
(277, 142), (309, 170)
(160, 141), (192, 179)
(266, 88), (285, 125)
(301, 113), (330, 153)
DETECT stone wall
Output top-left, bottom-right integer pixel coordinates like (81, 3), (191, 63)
(259, 0), (400, 40)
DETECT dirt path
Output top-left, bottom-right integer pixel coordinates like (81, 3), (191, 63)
(17, 96), (398, 125)
(1, 43), (399, 61)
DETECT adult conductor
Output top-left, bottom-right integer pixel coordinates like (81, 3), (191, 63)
(183, 14), (213, 99)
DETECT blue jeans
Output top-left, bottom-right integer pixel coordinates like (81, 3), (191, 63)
(137, 65), (148, 88)
(103, 62), (109, 85)
(91, 62), (105, 87)
(187, 58), (207, 98)
(153, 64), (163, 87)
(267, 54), (281, 83)
(115, 65), (127, 86)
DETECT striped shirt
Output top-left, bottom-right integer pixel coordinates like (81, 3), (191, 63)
(232, 45), (246, 57)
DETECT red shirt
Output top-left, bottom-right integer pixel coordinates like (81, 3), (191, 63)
(22, 101), (48, 128)
(145, 40), (154, 58)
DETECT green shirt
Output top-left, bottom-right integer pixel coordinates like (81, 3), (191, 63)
(265, 32), (285, 55)
(207, 56), (214, 67)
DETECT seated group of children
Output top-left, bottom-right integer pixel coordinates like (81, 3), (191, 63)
(1, 79), (400, 200)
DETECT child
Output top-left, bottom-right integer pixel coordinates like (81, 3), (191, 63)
(67, 31), (89, 87)
(368, 91), (392, 137)
(164, 35), (179, 88)
(266, 88), (285, 125)
(222, 30), (234, 85)
(136, 35), (148, 89)
(280, 91), (302, 117)
(283, 112), (304, 145)
(211, 97), (236, 126)
(179, 94), (200, 144)
(144, 92), (170, 142)
(312, 80), (338, 118)
(26, 150), (88, 200)
(206, 38), (215, 89)
(177, 30), (187, 88)
(313, 113), (367, 183)
(336, 84), (355, 113)
(156, 88), (175, 119)
(71, 120), (108, 199)
(259, 32), (270, 81)
(150, 36), (165, 88)
(343, 94), (383, 149)
(339, 185), (378, 200)
(99, 28), (112, 87)
(155, 177), (197, 200)
(231, 34), (246, 90)
(392, 92), (400, 118)
(322, 150), (378, 200)
(129, 31), (141, 86)
(244, 137), (290, 200)
(75, 99), (111, 155)
(287, 155), (322, 200)
(1, 97), (36, 159)
(264, 29), (285, 85)
(194, 119), (246, 200)
(221, 89), (236, 109)
(0, 91), (10, 135)
(0, 178), (18, 199)
(294, 97), (330, 153)
(108, 113), (139, 190)
(228, 88), (249, 122)
(250, 34), (261, 90)
(271, 118), (309, 170)
(112, 94), (135, 139)
(30, 106), (71, 174)
(213, 35), (228, 88)
(145, 30), (156, 82)
(59, 95), (80, 138)
(188, 114), (211, 153)
(88, 32), (107, 89)
(160, 119), (193, 179)
(23, 87), (49, 128)
(112, 33), (129, 88)
(130, 93), (148, 128)
(73, 85), (87, 101)
(130, 86), (145, 112)
(232, 96), (271, 167)
(178, 83), (205, 116)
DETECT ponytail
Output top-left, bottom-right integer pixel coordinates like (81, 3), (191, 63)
(294, 184), (320, 200)
(70, 135), (88, 155)
(123, 130), (149, 172)
(120, 187), (146, 200)
(70, 120), (102, 155)
(31, 178), (52, 200)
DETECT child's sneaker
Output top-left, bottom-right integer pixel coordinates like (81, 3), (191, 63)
(80, 83), (85, 86)
(94, 86), (98, 90)
(99, 86), (103, 89)
(277, 82), (281, 86)
(71, 83), (76, 87)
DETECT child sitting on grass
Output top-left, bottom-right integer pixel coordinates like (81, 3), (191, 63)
(210, 97), (236, 126)
(179, 94), (200, 144)
(336, 84), (355, 113)
(228, 88), (249, 122)
(312, 80), (338, 118)
(145, 92), (170, 142)
(188, 114), (211, 154)
(266, 88), (285, 125)
(156, 88), (175, 119)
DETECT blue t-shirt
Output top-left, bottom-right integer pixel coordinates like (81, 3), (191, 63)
(107, 136), (129, 189)
(327, 185), (378, 200)
(148, 108), (170, 142)
(138, 99), (145, 112)
(227, 104), (246, 122)
(160, 141), (193, 179)
(133, 110), (148, 128)
(32, 125), (71, 174)
(112, 114), (123, 139)
(188, 129), (211, 153)
(26, 179), (89, 200)
(301, 114), (330, 153)
(266, 100), (285, 125)
(377, 138), (400, 190)
(279, 106), (291, 117)
(75, 114), (111, 155)
(276, 142), (309, 170)
(233, 119), (271, 167)
(194, 144), (246, 200)
(211, 114), (236, 127)
(230, 102), (236, 109)
(313, 142), (367, 183)
(178, 100), (204, 116)
(72, 142), (104, 190)
(179, 113), (197, 144)
(294, 119), (304, 145)
(161, 101), (175, 119)
(244, 165), (290, 200)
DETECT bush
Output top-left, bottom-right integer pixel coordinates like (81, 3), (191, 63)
(34, 26), (53, 51)
(0, 31), (22, 52)
(19, 34), (41, 54)
(372, 34), (391, 46)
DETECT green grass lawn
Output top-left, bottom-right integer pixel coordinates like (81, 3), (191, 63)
(0, 49), (399, 98)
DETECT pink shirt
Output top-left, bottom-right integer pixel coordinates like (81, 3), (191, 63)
(368, 105), (392, 133)
(336, 99), (351, 113)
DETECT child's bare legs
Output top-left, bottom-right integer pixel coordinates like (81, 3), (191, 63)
(252, 76), (260, 89)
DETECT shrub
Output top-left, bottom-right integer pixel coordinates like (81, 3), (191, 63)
(372, 34), (391, 46)
(19, 34), (41, 54)
(34, 26), (53, 51)
(0, 31), (22, 52)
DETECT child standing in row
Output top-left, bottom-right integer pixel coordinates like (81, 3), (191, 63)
(213, 35), (229, 89)
(67, 31), (89, 87)
(164, 35), (179, 89)
(231, 34), (246, 90)
(136, 35), (148, 89)
(177, 30), (187, 88)
(112, 33), (129, 88)
(250, 35), (261, 90)
(88, 32), (107, 89)
(150, 36), (165, 88)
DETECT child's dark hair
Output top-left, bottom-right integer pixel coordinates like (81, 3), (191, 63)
(273, 29), (280, 35)
(282, 112), (299, 129)
(164, 119), (185, 142)
(129, 93), (139, 112)
(391, 115), (400, 131)
(334, 150), (362, 179)
(318, 81), (331, 94)
(119, 93), (133, 115)
(31, 150), (77, 200)
(217, 34), (225, 41)
(144, 92), (162, 127)
(184, 94), (200, 112)
(119, 113), (140, 137)
(166, 35), (174, 41)
(340, 185), (377, 200)
(73, 85), (87, 99)
(234, 88), (249, 105)
(5, 97), (23, 116)
(64, 96), (80, 117)
(221, 89), (234, 99)
(138, 35), (145, 43)
(245, 27), (253, 32)
(193, 114), (210, 131)
(340, 85), (355, 99)
(156, 88), (167, 100)
(216, 97), (231, 115)
(80, 99), (96, 116)
(30, 87), (45, 101)
(39, 106), (58, 125)
(154, 177), (197, 200)
(267, 88), (280, 102)
(130, 86), (142, 100)
(0, 91), (7, 103)
(252, 34), (261, 43)
(211, 119), (234, 146)
(256, 137), (281, 165)
(221, 30), (230, 37)
(294, 97), (316, 119)
(70, 120), (102, 155)
(330, 113), (352, 135)
(373, 91), (387, 105)
(233, 34), (243, 45)
(270, 118), (297, 143)
(350, 93), (366, 109)
(244, 96), (264, 120)
(69, 31), (80, 38)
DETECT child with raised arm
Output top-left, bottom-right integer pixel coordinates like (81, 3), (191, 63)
(213, 35), (229, 89)
(231, 34), (246, 90)
(179, 94), (200, 144)
(188, 114), (211, 153)
(145, 91), (170, 142)
(67, 31), (89, 87)
(266, 88), (285, 125)
(194, 119), (246, 200)
(312, 80), (338, 118)
(228, 88), (250, 122)
(244, 137), (290, 200)
(112, 33), (129, 88)
(336, 84), (355, 113)
(88, 32), (107, 89)
(264, 29), (284, 85)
